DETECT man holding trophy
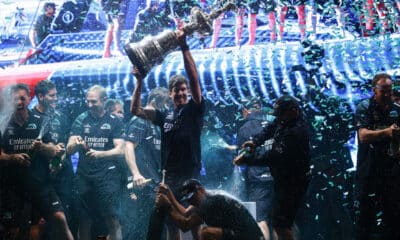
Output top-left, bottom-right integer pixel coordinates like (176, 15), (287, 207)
(129, 26), (205, 240)
(126, 3), (236, 239)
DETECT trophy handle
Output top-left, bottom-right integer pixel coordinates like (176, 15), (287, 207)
(182, 2), (237, 36)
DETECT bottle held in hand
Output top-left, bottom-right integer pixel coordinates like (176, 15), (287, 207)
(49, 153), (65, 174)
(233, 146), (251, 165)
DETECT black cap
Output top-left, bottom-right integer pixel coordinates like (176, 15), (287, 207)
(179, 179), (202, 202)
(272, 95), (299, 116)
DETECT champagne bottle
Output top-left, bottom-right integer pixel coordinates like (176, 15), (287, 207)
(233, 146), (251, 165)
(49, 153), (65, 173)
(127, 178), (153, 190)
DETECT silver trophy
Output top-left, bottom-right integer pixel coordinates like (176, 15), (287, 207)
(124, 2), (237, 75)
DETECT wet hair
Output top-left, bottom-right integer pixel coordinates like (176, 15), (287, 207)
(87, 85), (107, 100)
(272, 95), (299, 116)
(43, 2), (56, 11)
(179, 179), (203, 202)
(105, 99), (124, 113)
(34, 80), (55, 98)
(11, 83), (30, 96)
(147, 87), (170, 109)
(168, 75), (188, 92)
(372, 73), (392, 88)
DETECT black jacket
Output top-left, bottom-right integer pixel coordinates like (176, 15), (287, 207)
(244, 116), (311, 181)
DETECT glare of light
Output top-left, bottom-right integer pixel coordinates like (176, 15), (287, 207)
(291, 43), (306, 94)
(279, 44), (293, 94)
(198, 63), (209, 99)
(221, 50), (239, 105)
(153, 65), (162, 87)
(267, 47), (281, 97)
(255, 45), (269, 100)
(232, 53), (245, 100)
(244, 48), (256, 97)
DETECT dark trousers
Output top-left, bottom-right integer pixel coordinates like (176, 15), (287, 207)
(146, 175), (198, 240)
(355, 176), (400, 240)
(300, 173), (354, 240)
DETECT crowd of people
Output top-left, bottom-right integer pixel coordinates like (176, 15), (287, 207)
(120, 0), (400, 47)
(4, 0), (400, 238)
(27, 0), (400, 58)
(2, 21), (400, 239)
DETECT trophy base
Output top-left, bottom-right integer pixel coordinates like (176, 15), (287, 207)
(124, 43), (148, 76)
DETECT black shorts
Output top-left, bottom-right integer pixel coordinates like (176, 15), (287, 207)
(246, 181), (274, 222)
(50, 159), (75, 215)
(278, 0), (306, 6)
(30, 183), (64, 218)
(26, 166), (65, 218)
(248, 0), (276, 14)
(272, 176), (309, 228)
(0, 168), (31, 228)
(77, 160), (124, 219)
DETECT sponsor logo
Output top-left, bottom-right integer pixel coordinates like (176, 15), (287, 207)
(100, 123), (111, 130)
(62, 11), (74, 24)
(26, 123), (37, 130)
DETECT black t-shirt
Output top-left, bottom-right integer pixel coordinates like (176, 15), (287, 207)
(31, 107), (70, 145)
(153, 98), (205, 181)
(33, 14), (54, 44)
(196, 193), (264, 240)
(1, 110), (53, 186)
(125, 116), (161, 183)
(355, 98), (400, 177)
(251, 117), (311, 181)
(237, 111), (273, 183)
(70, 111), (124, 175)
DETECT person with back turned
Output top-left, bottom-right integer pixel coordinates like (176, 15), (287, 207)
(130, 29), (205, 240)
(234, 95), (310, 240)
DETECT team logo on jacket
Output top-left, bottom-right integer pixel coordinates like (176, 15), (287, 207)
(50, 119), (61, 130)
(26, 123), (37, 130)
(262, 138), (274, 152)
(7, 128), (14, 135)
(100, 123), (111, 130)
(389, 110), (399, 118)
(84, 124), (91, 134)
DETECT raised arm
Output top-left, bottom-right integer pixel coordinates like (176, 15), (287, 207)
(130, 67), (157, 121)
(29, 29), (38, 48)
(156, 190), (202, 232)
(167, 204), (202, 232)
(176, 30), (202, 104)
